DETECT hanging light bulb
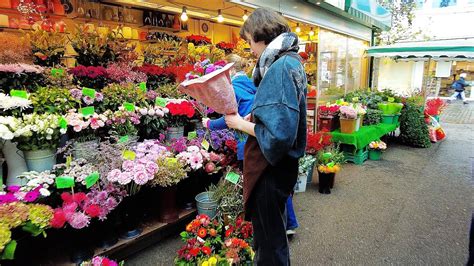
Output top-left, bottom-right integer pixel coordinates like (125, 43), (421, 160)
(309, 27), (315, 36)
(242, 10), (248, 21)
(180, 6), (188, 22)
(295, 23), (301, 33)
(217, 9), (224, 23)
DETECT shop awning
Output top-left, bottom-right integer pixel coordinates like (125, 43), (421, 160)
(367, 39), (474, 59)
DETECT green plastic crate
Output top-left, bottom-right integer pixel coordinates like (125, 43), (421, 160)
(340, 144), (369, 165)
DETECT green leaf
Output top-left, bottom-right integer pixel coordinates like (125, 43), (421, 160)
(1, 240), (17, 260)
(155, 97), (167, 107)
(85, 172), (100, 188)
(22, 221), (43, 237)
(51, 68), (64, 77)
(55, 176), (75, 189)
(58, 116), (68, 129)
(225, 171), (240, 184)
(118, 135), (129, 143)
(82, 87), (96, 99)
(10, 90), (28, 99)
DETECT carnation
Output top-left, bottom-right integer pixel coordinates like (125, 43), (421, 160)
(68, 212), (90, 229)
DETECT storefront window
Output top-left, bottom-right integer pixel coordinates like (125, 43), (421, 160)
(347, 38), (369, 92)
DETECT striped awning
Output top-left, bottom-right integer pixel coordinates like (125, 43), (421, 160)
(367, 39), (474, 59)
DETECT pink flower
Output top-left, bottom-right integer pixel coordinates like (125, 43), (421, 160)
(122, 160), (135, 172)
(117, 172), (132, 185)
(145, 161), (158, 176)
(189, 153), (203, 170)
(107, 169), (122, 182)
(209, 152), (221, 162)
(105, 197), (118, 209)
(91, 256), (103, 266)
(95, 92), (104, 102)
(205, 162), (216, 173)
(133, 171), (149, 185)
(90, 117), (104, 129)
(63, 202), (78, 214)
(68, 212), (90, 229)
(83, 96), (94, 105)
(24, 191), (40, 202)
(7, 186), (21, 193)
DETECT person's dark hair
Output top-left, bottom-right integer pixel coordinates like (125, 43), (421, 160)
(240, 8), (290, 45)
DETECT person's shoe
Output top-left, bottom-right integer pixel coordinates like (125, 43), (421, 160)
(463, 101), (469, 104)
(286, 229), (296, 235)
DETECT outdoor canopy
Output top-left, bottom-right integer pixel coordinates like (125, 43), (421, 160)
(367, 39), (474, 59)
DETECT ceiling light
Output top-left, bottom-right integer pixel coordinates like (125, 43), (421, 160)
(180, 6), (188, 22)
(295, 23), (301, 33)
(217, 9), (224, 23)
(242, 10), (248, 21)
(309, 27), (314, 36)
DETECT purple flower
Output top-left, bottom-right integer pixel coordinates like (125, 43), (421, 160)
(70, 89), (82, 99)
(83, 96), (94, 105)
(24, 191), (40, 202)
(122, 160), (135, 172)
(146, 90), (157, 101)
(145, 161), (158, 175)
(0, 194), (18, 204)
(205, 64), (216, 74)
(68, 212), (90, 229)
(105, 197), (118, 209)
(97, 191), (108, 201)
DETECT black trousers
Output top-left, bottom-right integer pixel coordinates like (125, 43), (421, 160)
(248, 156), (298, 266)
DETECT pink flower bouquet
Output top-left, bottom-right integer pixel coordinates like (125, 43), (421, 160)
(179, 62), (238, 115)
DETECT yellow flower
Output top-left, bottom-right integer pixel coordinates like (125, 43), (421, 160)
(201, 261), (209, 266)
(208, 257), (218, 265)
(188, 43), (195, 50)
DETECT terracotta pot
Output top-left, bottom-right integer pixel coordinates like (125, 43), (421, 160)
(158, 185), (179, 223)
(339, 118), (357, 134)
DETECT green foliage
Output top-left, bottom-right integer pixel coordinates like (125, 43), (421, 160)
(31, 86), (79, 114)
(345, 89), (400, 109)
(100, 83), (146, 112)
(364, 109), (383, 125)
(316, 145), (346, 166)
(399, 102), (431, 148)
(139, 115), (167, 139)
(158, 83), (182, 99)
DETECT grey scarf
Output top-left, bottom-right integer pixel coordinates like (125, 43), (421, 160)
(252, 32), (300, 87)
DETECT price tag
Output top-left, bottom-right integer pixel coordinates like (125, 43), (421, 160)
(388, 97), (395, 103)
(51, 68), (65, 77)
(201, 139), (210, 151)
(10, 90), (28, 99)
(80, 106), (95, 116)
(55, 176), (75, 189)
(122, 150), (136, 160)
(225, 171), (240, 184)
(187, 131), (197, 140)
(155, 97), (167, 107)
(166, 157), (178, 164)
(139, 82), (147, 92)
(82, 87), (96, 99)
(118, 135), (129, 143)
(123, 102), (135, 112)
(58, 117), (68, 129)
(85, 172), (100, 188)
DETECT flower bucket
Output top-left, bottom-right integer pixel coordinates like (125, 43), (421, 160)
(339, 118), (357, 134)
(381, 114), (396, 124)
(318, 116), (339, 132)
(23, 149), (56, 172)
(166, 126), (185, 140)
(2, 140), (28, 186)
(318, 171), (335, 194)
(368, 149), (382, 160)
(355, 117), (361, 132)
(294, 174), (307, 193)
(393, 114), (401, 124)
(73, 139), (99, 161)
(158, 185), (179, 223)
(195, 191), (218, 219)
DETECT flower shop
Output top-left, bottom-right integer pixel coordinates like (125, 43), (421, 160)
(0, 0), (439, 265)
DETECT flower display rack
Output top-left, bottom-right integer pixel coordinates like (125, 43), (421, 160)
(340, 144), (369, 165)
(6, 208), (196, 265)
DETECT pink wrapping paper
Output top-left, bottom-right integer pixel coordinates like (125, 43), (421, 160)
(179, 63), (238, 115)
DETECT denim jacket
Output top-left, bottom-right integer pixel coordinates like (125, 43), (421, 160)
(252, 55), (307, 166)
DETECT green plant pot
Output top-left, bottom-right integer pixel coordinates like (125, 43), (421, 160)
(381, 114), (396, 124)
(368, 149), (382, 160)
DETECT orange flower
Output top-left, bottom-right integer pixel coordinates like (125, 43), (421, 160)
(198, 227), (207, 238)
(240, 240), (249, 249)
(186, 223), (193, 232)
(209, 228), (217, 237)
(192, 220), (201, 228)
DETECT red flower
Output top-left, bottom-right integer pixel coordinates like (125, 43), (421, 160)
(85, 204), (101, 218)
(198, 228), (207, 238)
(202, 246), (212, 256)
(189, 247), (200, 257)
(72, 192), (87, 203)
(101, 258), (118, 266)
(225, 228), (233, 237)
(61, 192), (73, 203)
(225, 139), (237, 153)
(306, 131), (332, 155)
(51, 209), (67, 228)
(298, 52), (309, 60)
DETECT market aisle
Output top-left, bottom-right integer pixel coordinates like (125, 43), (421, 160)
(127, 103), (473, 265)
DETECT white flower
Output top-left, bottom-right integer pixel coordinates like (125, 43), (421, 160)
(39, 188), (50, 197)
(46, 135), (52, 140)
(30, 125), (39, 132)
(148, 109), (155, 116)
(46, 128), (54, 135)
(60, 128), (67, 134)
(139, 108), (148, 115)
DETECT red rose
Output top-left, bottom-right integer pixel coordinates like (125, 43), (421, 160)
(189, 247), (200, 257)
(85, 204), (101, 218)
(202, 246), (211, 256)
(51, 209), (67, 228)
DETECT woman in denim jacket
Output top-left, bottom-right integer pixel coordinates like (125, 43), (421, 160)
(225, 8), (307, 266)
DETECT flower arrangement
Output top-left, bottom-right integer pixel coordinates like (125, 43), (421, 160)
(299, 155), (316, 176)
(65, 110), (108, 142)
(306, 131), (332, 155)
(177, 145), (207, 171)
(339, 106), (357, 120)
(0, 64), (45, 93)
(0, 93), (32, 116)
(69, 65), (109, 90)
(186, 35), (212, 46)
(186, 44), (225, 64)
(133, 65), (175, 89)
(319, 105), (340, 117)
(223, 216), (253, 244)
(106, 62), (147, 85)
(425, 98), (447, 116)
(208, 169), (243, 220)
(353, 103), (367, 117)
(80, 256), (122, 266)
(11, 113), (67, 151)
(69, 25), (117, 67)
(165, 100), (195, 127)
(0, 171), (54, 204)
(185, 59), (227, 80)
(103, 108), (141, 137)
(138, 105), (168, 139)
(53, 158), (98, 186)
(222, 237), (253, 264)
(100, 83), (146, 112)
(369, 140), (387, 151)
(26, 28), (67, 67)
(31, 86), (80, 114)
(69, 88), (104, 107)
(216, 41), (236, 54)
(176, 214), (223, 265)
(316, 146), (345, 174)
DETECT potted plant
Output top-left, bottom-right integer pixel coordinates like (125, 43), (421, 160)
(305, 131), (333, 184)
(0, 64), (45, 94)
(26, 28), (66, 67)
(338, 105), (358, 134)
(69, 25), (117, 67)
(296, 155), (316, 193)
(318, 104), (340, 132)
(11, 113), (66, 172)
(69, 65), (109, 91)
(99, 83), (146, 112)
(165, 100), (195, 140)
(31, 86), (80, 114)
(425, 98), (447, 122)
(316, 146), (345, 194)
(363, 109), (383, 125)
(353, 103), (367, 130)
(102, 108), (141, 146)
(368, 140), (387, 160)
(138, 105), (168, 139)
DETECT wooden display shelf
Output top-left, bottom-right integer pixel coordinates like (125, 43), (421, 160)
(71, 16), (140, 28)
(140, 25), (182, 33)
